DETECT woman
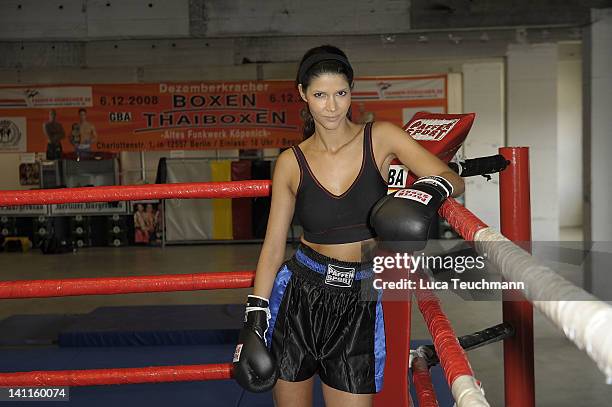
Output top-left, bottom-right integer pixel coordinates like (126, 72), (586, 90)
(234, 45), (464, 407)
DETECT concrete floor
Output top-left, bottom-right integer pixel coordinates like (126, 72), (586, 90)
(1, 240), (611, 406)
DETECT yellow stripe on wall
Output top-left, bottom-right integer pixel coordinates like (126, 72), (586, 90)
(210, 160), (233, 240)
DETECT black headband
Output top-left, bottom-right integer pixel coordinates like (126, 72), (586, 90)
(297, 53), (352, 85)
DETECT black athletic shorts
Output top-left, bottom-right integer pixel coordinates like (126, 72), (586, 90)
(265, 244), (386, 394)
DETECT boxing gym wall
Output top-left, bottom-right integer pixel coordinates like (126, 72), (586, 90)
(0, 1), (605, 247)
(1, 3), (612, 406)
(0, 74), (453, 244)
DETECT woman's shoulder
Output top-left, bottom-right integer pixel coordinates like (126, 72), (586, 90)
(371, 120), (402, 134)
(370, 121), (403, 145)
(272, 148), (301, 194)
(274, 147), (300, 175)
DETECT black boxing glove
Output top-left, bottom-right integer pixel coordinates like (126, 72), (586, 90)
(370, 175), (453, 252)
(232, 295), (278, 393)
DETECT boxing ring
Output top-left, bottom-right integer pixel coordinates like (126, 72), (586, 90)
(1, 148), (612, 407)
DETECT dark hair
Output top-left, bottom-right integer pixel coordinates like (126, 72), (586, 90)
(78, 108), (87, 114)
(296, 45), (354, 138)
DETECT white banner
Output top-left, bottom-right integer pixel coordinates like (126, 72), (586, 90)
(49, 201), (129, 215)
(352, 77), (446, 101)
(0, 86), (93, 109)
(0, 205), (48, 216)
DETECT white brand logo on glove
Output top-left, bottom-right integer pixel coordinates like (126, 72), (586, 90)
(233, 344), (243, 363)
(395, 189), (432, 205)
(325, 264), (356, 288)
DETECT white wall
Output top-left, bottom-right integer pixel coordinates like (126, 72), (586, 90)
(507, 43), (559, 241)
(447, 73), (463, 114)
(0, 153), (30, 191)
(588, 8), (612, 243)
(557, 51), (583, 227)
(203, 0), (411, 37)
(462, 61), (505, 230)
(586, 8), (612, 298)
(0, 0), (190, 40)
(0, 0), (410, 40)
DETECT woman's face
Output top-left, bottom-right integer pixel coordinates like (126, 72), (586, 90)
(299, 73), (351, 131)
(137, 204), (144, 212)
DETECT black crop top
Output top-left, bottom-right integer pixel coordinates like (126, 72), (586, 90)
(292, 122), (388, 244)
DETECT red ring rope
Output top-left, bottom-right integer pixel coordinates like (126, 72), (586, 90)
(0, 271), (255, 299)
(0, 364), (232, 386)
(0, 181), (271, 206)
(412, 356), (440, 407)
(439, 197), (488, 241)
(415, 288), (474, 386)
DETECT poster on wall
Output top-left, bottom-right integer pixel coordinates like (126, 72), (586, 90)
(350, 75), (447, 124)
(132, 201), (161, 245)
(0, 117), (27, 152)
(19, 163), (40, 186)
(0, 76), (447, 153)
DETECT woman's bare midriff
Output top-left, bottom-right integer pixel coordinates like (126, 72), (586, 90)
(300, 237), (376, 262)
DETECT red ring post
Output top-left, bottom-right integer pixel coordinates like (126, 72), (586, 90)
(373, 269), (412, 407)
(499, 147), (535, 407)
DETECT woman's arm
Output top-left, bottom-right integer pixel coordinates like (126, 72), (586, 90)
(374, 121), (465, 197)
(252, 149), (298, 299)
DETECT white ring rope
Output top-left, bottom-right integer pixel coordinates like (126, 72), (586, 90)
(451, 375), (490, 407)
(474, 227), (612, 384)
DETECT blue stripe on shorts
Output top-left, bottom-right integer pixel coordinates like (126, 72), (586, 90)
(374, 288), (386, 392)
(265, 264), (292, 349)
